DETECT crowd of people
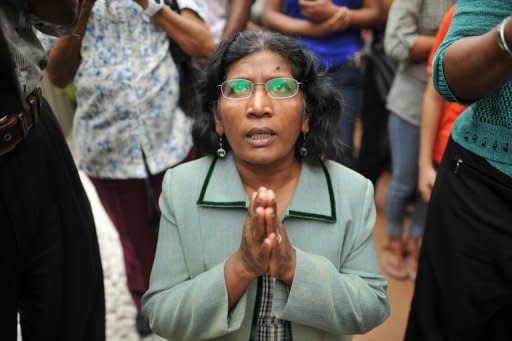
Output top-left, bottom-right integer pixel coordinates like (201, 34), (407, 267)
(1, 0), (511, 340)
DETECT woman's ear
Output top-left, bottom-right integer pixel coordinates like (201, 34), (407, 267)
(301, 112), (311, 134)
(213, 109), (224, 135)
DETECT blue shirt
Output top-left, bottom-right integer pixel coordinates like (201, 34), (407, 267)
(282, 0), (362, 67)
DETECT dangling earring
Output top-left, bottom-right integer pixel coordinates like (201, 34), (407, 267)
(217, 135), (226, 158)
(299, 133), (308, 157)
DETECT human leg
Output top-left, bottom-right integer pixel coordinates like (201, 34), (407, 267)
(406, 195), (428, 280)
(358, 56), (390, 185)
(383, 113), (421, 279)
(89, 171), (164, 311)
(327, 60), (363, 169)
(406, 139), (512, 340)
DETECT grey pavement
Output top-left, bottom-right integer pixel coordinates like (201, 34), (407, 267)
(80, 172), (166, 341)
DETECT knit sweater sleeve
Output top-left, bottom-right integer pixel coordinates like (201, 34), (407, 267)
(432, 1), (508, 105)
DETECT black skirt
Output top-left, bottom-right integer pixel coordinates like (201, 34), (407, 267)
(405, 138), (512, 341)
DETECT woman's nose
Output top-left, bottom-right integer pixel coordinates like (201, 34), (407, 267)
(247, 84), (273, 117)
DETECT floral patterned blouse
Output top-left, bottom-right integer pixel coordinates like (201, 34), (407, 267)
(40, 0), (206, 179)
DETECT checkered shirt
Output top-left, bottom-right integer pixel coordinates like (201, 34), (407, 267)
(254, 273), (290, 340)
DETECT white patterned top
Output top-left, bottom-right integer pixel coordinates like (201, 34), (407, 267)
(39, 0), (206, 178)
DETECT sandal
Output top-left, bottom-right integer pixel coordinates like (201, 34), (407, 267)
(381, 238), (408, 280)
(405, 238), (421, 281)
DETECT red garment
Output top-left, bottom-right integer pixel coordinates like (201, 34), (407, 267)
(89, 173), (164, 311)
(427, 5), (467, 164)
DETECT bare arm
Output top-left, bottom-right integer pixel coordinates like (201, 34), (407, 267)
(377, 0), (392, 26)
(266, 0), (380, 36)
(344, 0), (380, 29)
(407, 35), (435, 61)
(224, 252), (259, 308)
(134, 0), (214, 59)
(384, 0), (435, 62)
(29, 0), (79, 25)
(443, 19), (512, 101)
(262, 0), (324, 37)
(418, 78), (443, 202)
(45, 0), (94, 88)
(221, 0), (253, 42)
(297, 0), (379, 28)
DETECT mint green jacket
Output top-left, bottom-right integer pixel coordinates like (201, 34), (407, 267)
(142, 154), (389, 341)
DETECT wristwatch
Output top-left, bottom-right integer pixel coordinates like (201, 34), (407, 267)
(142, 0), (164, 22)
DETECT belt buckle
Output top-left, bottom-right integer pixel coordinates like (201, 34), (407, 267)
(0, 87), (41, 157)
(26, 87), (41, 124)
(0, 115), (22, 157)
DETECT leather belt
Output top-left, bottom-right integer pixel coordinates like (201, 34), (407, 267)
(0, 87), (42, 157)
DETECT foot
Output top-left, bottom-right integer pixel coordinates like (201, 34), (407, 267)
(136, 312), (152, 337)
(405, 238), (421, 281)
(381, 237), (408, 280)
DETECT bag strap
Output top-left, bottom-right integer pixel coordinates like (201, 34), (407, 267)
(164, 0), (180, 13)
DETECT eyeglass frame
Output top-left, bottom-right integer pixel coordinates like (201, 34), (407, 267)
(217, 77), (303, 100)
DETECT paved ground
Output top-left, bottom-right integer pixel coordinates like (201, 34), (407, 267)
(80, 173), (166, 341)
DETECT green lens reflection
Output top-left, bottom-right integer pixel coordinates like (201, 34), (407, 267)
(266, 78), (297, 98)
(225, 79), (252, 98)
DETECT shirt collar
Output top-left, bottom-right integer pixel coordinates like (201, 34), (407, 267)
(197, 153), (336, 223)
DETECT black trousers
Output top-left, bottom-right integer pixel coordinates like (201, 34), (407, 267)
(405, 138), (512, 340)
(0, 99), (105, 340)
(357, 52), (390, 186)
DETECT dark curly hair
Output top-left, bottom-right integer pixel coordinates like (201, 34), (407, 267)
(192, 30), (343, 165)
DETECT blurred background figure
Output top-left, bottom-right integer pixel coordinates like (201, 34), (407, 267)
(0, 1), (105, 340)
(39, 0), (213, 336)
(205, 0), (258, 45)
(406, 2), (512, 339)
(417, 4), (465, 204)
(381, 0), (455, 281)
(357, 0), (394, 187)
(261, 0), (381, 169)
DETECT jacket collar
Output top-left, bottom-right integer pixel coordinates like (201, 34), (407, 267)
(197, 154), (336, 223)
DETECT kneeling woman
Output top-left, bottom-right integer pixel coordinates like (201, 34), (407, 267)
(142, 30), (389, 341)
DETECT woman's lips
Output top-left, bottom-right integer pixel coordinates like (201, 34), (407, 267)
(245, 127), (276, 147)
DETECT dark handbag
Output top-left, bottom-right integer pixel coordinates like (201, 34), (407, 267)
(164, 0), (204, 118)
(367, 36), (397, 102)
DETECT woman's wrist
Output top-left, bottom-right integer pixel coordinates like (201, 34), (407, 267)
(228, 251), (259, 283)
(497, 16), (512, 57)
(277, 249), (296, 286)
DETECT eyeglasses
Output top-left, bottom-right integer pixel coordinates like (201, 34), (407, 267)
(218, 77), (302, 99)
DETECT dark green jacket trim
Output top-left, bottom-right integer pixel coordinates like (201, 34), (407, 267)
(197, 157), (247, 208)
(287, 163), (336, 223)
(197, 157), (336, 223)
(196, 157), (217, 206)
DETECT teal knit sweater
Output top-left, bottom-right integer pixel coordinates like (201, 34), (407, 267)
(432, 0), (512, 177)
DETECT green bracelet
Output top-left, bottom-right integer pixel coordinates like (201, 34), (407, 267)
(497, 16), (512, 57)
